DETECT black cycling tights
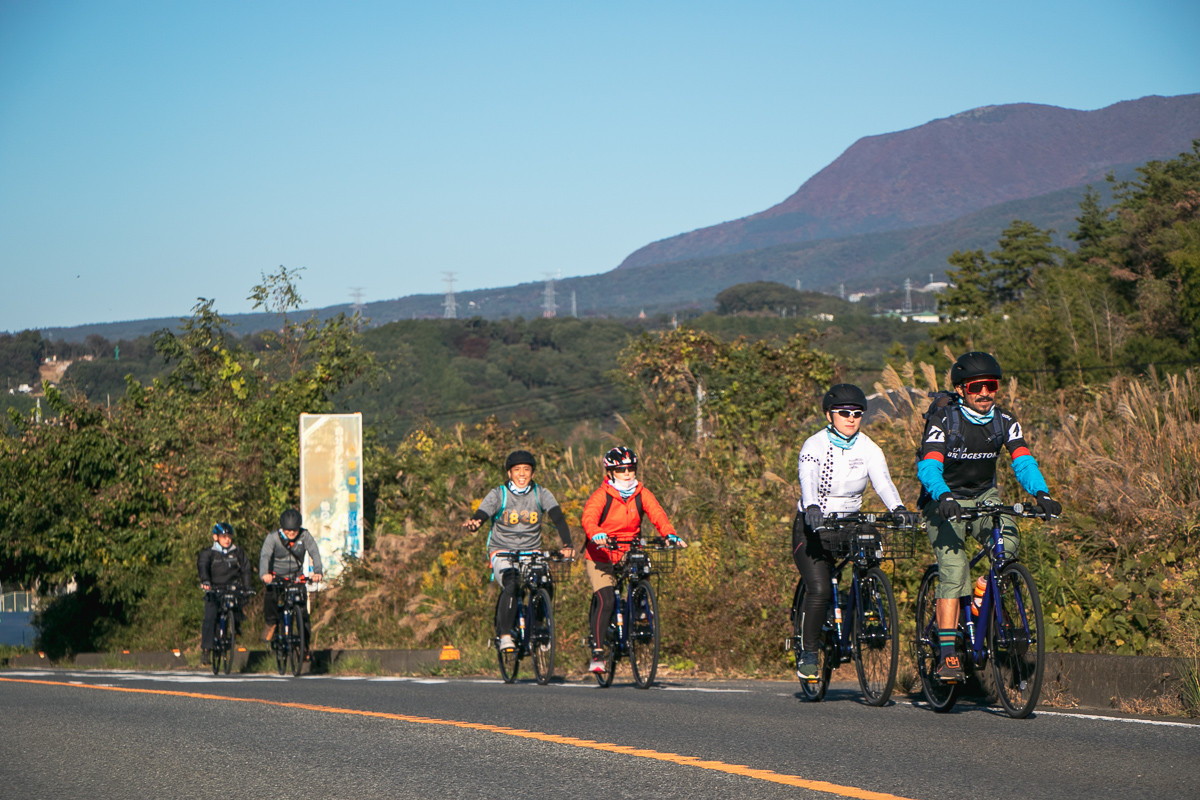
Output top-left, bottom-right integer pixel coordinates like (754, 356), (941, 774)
(496, 568), (519, 637)
(791, 511), (832, 654)
(589, 586), (616, 652)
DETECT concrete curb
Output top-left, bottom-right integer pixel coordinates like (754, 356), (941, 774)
(4, 649), (1192, 714)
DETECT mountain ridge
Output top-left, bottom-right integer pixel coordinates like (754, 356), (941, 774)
(617, 93), (1200, 269)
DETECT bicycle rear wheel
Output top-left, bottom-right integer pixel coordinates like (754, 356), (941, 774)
(629, 581), (660, 689)
(853, 566), (898, 706)
(791, 578), (831, 701)
(531, 588), (555, 686)
(988, 562), (1045, 718)
(915, 564), (960, 712)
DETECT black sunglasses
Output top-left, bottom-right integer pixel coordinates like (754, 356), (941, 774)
(833, 409), (864, 419)
(964, 379), (1000, 394)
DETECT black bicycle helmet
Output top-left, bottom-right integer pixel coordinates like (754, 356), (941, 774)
(603, 446), (638, 470)
(279, 508), (303, 530)
(950, 352), (1003, 386)
(821, 383), (868, 412)
(504, 450), (536, 471)
(212, 521), (234, 538)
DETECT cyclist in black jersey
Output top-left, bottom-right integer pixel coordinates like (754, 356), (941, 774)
(916, 352), (1061, 682)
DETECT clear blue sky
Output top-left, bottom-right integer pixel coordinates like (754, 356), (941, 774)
(1, 1), (1197, 332)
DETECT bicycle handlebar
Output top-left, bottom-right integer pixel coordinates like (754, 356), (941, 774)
(815, 511), (918, 531)
(950, 501), (1057, 522)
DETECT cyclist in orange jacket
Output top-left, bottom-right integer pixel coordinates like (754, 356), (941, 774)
(581, 446), (686, 674)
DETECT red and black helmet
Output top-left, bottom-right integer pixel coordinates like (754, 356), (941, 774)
(603, 446), (638, 470)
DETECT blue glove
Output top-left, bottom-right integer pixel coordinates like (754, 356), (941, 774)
(590, 532), (609, 547)
(804, 505), (824, 530)
(666, 534), (683, 547)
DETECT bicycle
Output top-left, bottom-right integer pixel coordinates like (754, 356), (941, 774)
(493, 551), (573, 685)
(590, 537), (678, 689)
(205, 585), (253, 676)
(786, 511), (916, 705)
(914, 501), (1052, 718)
(269, 575), (310, 677)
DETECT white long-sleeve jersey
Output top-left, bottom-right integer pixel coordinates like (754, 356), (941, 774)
(796, 428), (903, 514)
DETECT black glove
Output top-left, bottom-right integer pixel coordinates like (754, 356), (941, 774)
(937, 494), (961, 521)
(1034, 491), (1062, 519)
(804, 505), (824, 530)
(892, 505), (920, 527)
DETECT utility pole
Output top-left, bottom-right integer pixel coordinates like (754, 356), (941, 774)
(442, 272), (457, 319)
(542, 272), (557, 318)
(904, 278), (913, 314)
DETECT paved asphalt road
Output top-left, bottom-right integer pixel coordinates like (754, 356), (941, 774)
(1, 668), (1196, 799)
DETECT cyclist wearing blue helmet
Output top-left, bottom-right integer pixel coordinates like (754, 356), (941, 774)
(197, 521), (253, 665)
(792, 384), (917, 681)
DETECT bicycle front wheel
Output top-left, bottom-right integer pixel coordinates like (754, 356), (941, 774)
(531, 588), (555, 686)
(629, 581), (660, 689)
(211, 611), (229, 676)
(791, 578), (831, 701)
(853, 566), (898, 706)
(274, 613), (289, 676)
(288, 613), (305, 677)
(988, 561), (1045, 718)
(915, 564), (960, 712)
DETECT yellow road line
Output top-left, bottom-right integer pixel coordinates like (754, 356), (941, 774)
(0, 676), (918, 800)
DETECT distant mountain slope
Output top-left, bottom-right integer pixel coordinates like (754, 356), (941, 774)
(618, 94), (1200, 269)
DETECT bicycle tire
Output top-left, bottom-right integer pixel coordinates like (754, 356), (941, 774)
(274, 610), (289, 676)
(531, 588), (555, 686)
(629, 581), (660, 689)
(497, 591), (520, 683)
(791, 577), (830, 701)
(289, 613), (306, 677)
(915, 564), (960, 712)
(211, 610), (228, 676)
(853, 566), (898, 706)
(225, 611), (236, 675)
(988, 561), (1045, 718)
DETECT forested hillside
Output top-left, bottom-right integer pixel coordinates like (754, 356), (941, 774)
(2, 146), (1198, 715)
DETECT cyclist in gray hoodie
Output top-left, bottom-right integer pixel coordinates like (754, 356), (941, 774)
(259, 508), (323, 646)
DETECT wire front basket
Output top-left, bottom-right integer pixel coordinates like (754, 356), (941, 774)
(646, 545), (677, 575)
(547, 557), (574, 584)
(818, 525), (918, 560)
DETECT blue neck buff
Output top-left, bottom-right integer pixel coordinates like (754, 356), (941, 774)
(507, 481), (532, 495)
(826, 425), (858, 450)
(959, 404), (996, 425)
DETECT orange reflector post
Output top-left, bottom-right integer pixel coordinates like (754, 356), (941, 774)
(439, 645), (461, 661)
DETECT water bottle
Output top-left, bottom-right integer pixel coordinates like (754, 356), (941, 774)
(616, 608), (624, 631)
(970, 576), (987, 618)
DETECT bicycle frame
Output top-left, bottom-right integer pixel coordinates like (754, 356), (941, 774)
(493, 550), (569, 685)
(950, 504), (1033, 669)
(593, 538), (673, 688)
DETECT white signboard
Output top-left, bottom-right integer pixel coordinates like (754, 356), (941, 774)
(299, 413), (364, 584)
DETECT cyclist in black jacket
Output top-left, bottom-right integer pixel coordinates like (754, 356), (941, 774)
(197, 522), (253, 665)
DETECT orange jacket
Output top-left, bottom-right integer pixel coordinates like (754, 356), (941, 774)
(581, 481), (675, 564)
